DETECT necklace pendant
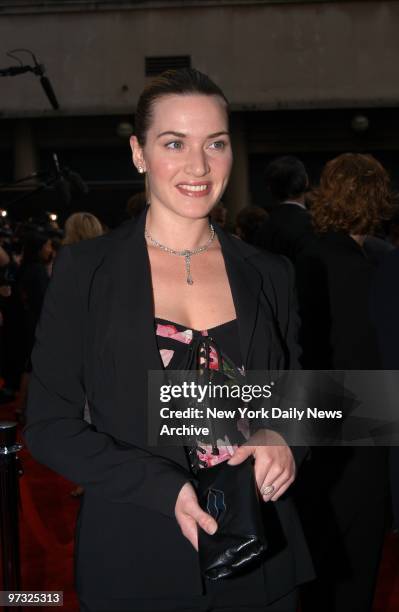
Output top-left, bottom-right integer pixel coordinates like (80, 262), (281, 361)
(145, 225), (215, 287)
(184, 252), (194, 286)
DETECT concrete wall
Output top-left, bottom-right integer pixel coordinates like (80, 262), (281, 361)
(1, 1), (398, 117)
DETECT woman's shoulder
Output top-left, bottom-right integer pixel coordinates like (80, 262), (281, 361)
(221, 231), (294, 302)
(231, 233), (294, 283)
(224, 231), (292, 271)
(51, 219), (138, 294)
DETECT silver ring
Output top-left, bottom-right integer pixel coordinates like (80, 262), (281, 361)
(261, 485), (275, 496)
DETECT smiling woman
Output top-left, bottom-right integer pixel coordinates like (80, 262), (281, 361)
(131, 83), (232, 228)
(24, 68), (314, 611)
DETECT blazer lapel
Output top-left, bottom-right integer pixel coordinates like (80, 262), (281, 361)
(111, 210), (162, 378)
(215, 226), (262, 370)
(105, 211), (191, 467)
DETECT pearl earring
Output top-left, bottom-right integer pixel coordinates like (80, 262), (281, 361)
(138, 166), (144, 174)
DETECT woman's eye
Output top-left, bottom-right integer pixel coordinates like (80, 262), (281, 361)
(209, 141), (227, 150)
(165, 141), (183, 150)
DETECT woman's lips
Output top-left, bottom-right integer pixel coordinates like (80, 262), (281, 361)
(176, 183), (212, 197)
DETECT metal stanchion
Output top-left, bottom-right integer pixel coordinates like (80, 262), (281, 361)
(0, 421), (23, 609)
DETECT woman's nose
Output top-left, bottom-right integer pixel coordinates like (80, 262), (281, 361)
(185, 149), (210, 176)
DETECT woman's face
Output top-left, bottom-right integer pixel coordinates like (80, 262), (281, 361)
(130, 94), (233, 220)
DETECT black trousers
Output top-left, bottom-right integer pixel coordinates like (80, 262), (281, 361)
(79, 588), (298, 612)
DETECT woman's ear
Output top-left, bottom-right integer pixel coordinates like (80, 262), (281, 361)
(130, 135), (146, 174)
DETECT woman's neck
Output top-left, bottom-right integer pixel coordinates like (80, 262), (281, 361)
(145, 205), (213, 251)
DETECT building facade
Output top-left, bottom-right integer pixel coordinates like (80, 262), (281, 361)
(1, 0), (398, 223)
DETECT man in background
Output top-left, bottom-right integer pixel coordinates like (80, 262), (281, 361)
(256, 155), (315, 261)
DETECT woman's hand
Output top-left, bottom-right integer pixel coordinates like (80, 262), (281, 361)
(228, 430), (296, 502)
(175, 482), (218, 550)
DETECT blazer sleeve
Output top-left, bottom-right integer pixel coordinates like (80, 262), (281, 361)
(253, 253), (309, 468)
(23, 246), (191, 518)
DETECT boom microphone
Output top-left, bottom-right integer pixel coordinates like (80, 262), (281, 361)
(39, 74), (59, 110)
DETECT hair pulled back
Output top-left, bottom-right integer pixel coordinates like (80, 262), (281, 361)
(134, 68), (229, 146)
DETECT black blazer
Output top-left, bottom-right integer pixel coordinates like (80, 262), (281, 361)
(294, 232), (388, 568)
(370, 247), (399, 369)
(257, 203), (315, 263)
(24, 210), (313, 609)
(296, 231), (382, 370)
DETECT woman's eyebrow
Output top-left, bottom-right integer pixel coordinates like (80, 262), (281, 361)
(156, 130), (230, 139)
(207, 131), (230, 138)
(157, 131), (186, 139)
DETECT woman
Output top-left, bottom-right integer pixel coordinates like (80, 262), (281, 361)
(63, 212), (104, 245)
(24, 69), (313, 612)
(295, 153), (392, 612)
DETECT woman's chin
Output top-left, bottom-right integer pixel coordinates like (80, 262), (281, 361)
(165, 201), (216, 221)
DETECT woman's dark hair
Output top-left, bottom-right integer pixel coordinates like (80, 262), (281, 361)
(265, 156), (308, 202)
(135, 68), (229, 146)
(310, 153), (393, 235)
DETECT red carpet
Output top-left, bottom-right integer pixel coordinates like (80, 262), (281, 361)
(1, 400), (79, 611)
(1, 400), (399, 612)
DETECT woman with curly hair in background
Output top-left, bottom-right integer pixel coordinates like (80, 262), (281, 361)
(295, 153), (393, 612)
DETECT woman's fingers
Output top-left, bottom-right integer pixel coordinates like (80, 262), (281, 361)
(258, 464), (282, 489)
(175, 482), (217, 550)
(254, 456), (274, 489)
(227, 444), (253, 465)
(178, 514), (199, 550)
(254, 443), (296, 501)
(270, 475), (295, 502)
(188, 501), (218, 536)
(261, 469), (295, 502)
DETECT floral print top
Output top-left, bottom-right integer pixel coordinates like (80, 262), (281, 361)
(155, 317), (249, 469)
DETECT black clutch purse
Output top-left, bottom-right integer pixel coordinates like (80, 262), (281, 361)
(197, 456), (267, 580)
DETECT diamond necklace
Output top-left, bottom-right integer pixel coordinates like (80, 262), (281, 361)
(145, 224), (215, 285)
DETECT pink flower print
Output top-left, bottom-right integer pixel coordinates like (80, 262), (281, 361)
(209, 346), (219, 370)
(197, 440), (237, 468)
(197, 344), (219, 369)
(156, 323), (177, 337)
(174, 329), (193, 344)
(160, 349), (174, 367)
(156, 323), (193, 344)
